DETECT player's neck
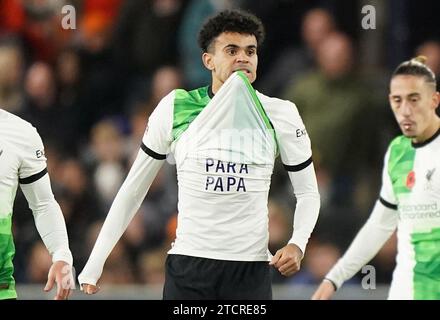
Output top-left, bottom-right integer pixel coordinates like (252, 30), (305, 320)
(211, 76), (225, 95)
(413, 117), (440, 144)
(211, 82), (221, 95)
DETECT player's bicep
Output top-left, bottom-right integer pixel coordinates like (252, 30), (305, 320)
(18, 127), (47, 184)
(369, 200), (398, 232)
(275, 102), (313, 171)
(20, 174), (55, 210)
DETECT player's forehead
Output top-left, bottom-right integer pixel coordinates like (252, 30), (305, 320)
(213, 32), (257, 49)
(389, 75), (426, 95)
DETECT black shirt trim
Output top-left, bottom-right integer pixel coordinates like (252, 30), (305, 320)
(283, 157), (313, 172)
(379, 197), (398, 210)
(207, 85), (214, 99)
(412, 127), (440, 148)
(140, 143), (167, 160)
(324, 278), (338, 291)
(19, 168), (48, 184)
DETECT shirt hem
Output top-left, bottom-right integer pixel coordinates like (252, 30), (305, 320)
(168, 248), (270, 262)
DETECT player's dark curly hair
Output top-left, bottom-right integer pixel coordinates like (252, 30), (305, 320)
(392, 55), (436, 86)
(198, 10), (265, 53)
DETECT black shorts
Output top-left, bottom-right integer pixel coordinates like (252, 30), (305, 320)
(163, 254), (272, 300)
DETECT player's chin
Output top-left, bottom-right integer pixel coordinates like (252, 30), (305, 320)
(401, 127), (416, 138)
(247, 73), (256, 83)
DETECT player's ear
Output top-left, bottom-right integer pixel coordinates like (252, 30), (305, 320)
(202, 52), (214, 71)
(431, 91), (439, 111)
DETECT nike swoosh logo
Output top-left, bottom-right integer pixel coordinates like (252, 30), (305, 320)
(0, 149), (3, 156)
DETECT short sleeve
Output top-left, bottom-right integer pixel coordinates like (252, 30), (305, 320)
(142, 91), (175, 156)
(19, 126), (47, 182)
(379, 148), (398, 208)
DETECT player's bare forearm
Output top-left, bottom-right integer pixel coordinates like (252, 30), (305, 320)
(311, 280), (336, 300)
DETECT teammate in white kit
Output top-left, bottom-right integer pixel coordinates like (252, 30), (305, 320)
(0, 109), (73, 300)
(312, 56), (440, 300)
(79, 9), (320, 299)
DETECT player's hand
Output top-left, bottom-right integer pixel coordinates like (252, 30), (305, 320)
(44, 261), (73, 300)
(81, 283), (100, 295)
(269, 243), (303, 277)
(311, 280), (336, 300)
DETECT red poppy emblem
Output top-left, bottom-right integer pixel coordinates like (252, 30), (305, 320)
(406, 171), (415, 189)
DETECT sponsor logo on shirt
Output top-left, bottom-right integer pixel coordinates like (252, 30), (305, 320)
(424, 168), (436, 191)
(399, 202), (440, 220)
(36, 149), (45, 158)
(296, 128), (307, 138)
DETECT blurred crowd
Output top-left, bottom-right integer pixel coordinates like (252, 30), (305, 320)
(1, 0), (439, 289)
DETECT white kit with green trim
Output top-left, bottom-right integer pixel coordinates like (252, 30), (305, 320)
(0, 109), (47, 299)
(142, 71), (313, 261)
(381, 132), (440, 299)
(78, 71), (320, 286)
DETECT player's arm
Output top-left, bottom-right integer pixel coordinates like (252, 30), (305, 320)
(270, 159), (320, 276)
(78, 91), (174, 293)
(312, 149), (398, 299)
(19, 129), (73, 300)
(268, 101), (320, 276)
(78, 148), (164, 291)
(311, 199), (398, 299)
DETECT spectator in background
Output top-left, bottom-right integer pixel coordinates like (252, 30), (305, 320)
(56, 158), (103, 269)
(20, 62), (59, 142)
(75, 9), (126, 137)
(417, 41), (440, 79)
(88, 119), (128, 211)
(138, 248), (167, 285)
(417, 40), (440, 115)
(123, 65), (183, 148)
(20, 60), (83, 154)
(0, 40), (24, 113)
(0, 0), (73, 62)
(260, 8), (337, 96)
(282, 32), (380, 209)
(54, 48), (83, 150)
(148, 65), (184, 108)
(81, 0), (123, 24)
(112, 0), (187, 85)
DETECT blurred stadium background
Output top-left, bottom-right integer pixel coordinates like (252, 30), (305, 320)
(1, 0), (439, 299)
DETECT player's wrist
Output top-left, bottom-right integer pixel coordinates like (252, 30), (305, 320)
(323, 278), (338, 291)
(52, 250), (73, 265)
